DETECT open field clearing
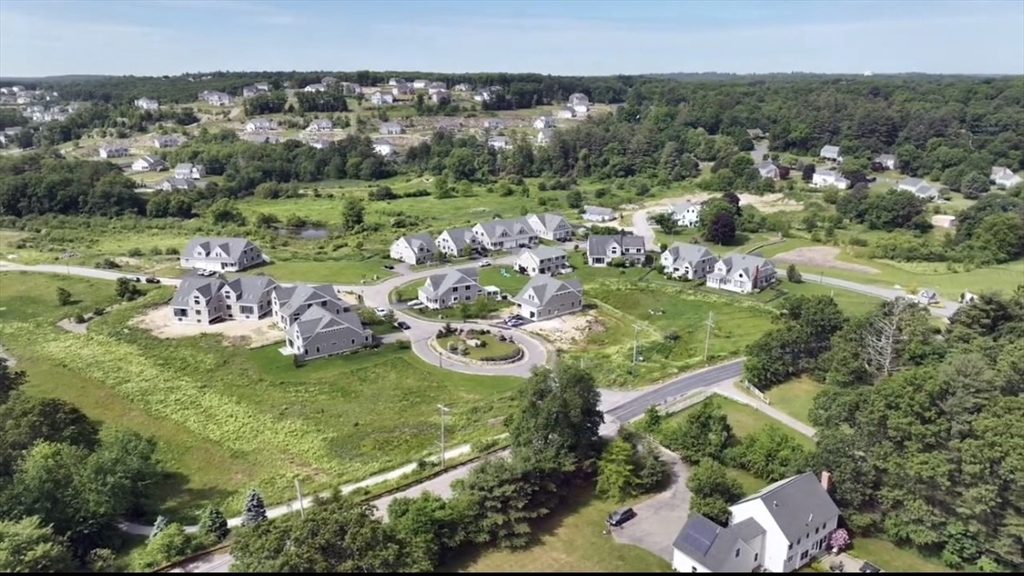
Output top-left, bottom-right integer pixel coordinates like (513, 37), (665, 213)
(763, 377), (825, 425)
(773, 246), (880, 274)
(0, 271), (521, 519)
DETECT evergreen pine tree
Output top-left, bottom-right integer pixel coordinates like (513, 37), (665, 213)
(150, 515), (169, 540)
(241, 489), (267, 526)
(198, 506), (230, 542)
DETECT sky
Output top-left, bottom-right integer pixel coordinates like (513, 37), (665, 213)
(1, 0), (1023, 78)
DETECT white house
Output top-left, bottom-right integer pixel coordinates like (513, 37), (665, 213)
(527, 212), (573, 241)
(706, 253), (777, 294)
(418, 268), (484, 310)
(660, 243), (718, 280)
(991, 166), (1023, 189)
(412, 79), (430, 89)
(756, 161), (780, 180)
(245, 118), (276, 132)
(388, 77), (407, 86)
(430, 90), (451, 104)
(427, 81), (447, 95)
(488, 136), (511, 150)
(373, 138), (396, 157)
(819, 145), (843, 163)
(874, 154), (898, 171)
(572, 104), (590, 117)
(568, 92), (590, 107)
(670, 201), (702, 228)
(307, 119), (333, 132)
(371, 91), (395, 106)
(435, 227), (479, 258)
(379, 122), (405, 135)
(515, 246), (568, 277)
(474, 90), (493, 103)
(98, 144), (129, 159)
(586, 234), (646, 267)
(304, 83), (327, 93)
(672, 472), (840, 574)
(472, 217), (538, 251)
(512, 275), (584, 322)
(897, 178), (940, 201)
(390, 233), (437, 265)
(533, 116), (554, 129)
(180, 237), (265, 272)
(582, 206), (617, 222)
(134, 97), (159, 111)
(131, 155), (167, 172)
(811, 170), (850, 190)
(536, 129), (555, 146)
(174, 163), (206, 180)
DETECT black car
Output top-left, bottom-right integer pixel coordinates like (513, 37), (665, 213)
(396, 321), (411, 330)
(382, 264), (395, 270)
(144, 277), (161, 284)
(606, 507), (637, 527)
(131, 276), (142, 283)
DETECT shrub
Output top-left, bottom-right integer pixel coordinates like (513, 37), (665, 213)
(92, 307), (105, 316)
(786, 264), (803, 283)
(72, 312), (86, 324)
(127, 247), (144, 257)
(472, 437), (500, 454)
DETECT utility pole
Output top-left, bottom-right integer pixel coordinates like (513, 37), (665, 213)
(703, 311), (715, 363)
(294, 478), (305, 519)
(631, 323), (642, 376)
(437, 404), (450, 467)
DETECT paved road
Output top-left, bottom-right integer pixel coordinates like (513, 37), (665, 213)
(605, 359), (745, 423)
(751, 138), (770, 163)
(804, 274), (960, 319)
(0, 261), (183, 286)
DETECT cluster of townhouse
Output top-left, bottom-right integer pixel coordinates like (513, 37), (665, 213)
(20, 103), (73, 123)
(198, 90), (234, 106)
(672, 471), (842, 573)
(660, 242), (777, 294)
(0, 86), (60, 105)
(304, 77), (361, 96)
(170, 237), (370, 361)
(155, 162), (207, 191)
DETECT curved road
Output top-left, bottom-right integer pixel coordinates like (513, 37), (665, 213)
(0, 258), (551, 377)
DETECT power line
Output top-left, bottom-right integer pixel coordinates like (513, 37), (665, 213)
(703, 311), (715, 363)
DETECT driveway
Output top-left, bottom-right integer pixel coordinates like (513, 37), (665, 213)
(751, 138), (770, 163)
(611, 446), (691, 561)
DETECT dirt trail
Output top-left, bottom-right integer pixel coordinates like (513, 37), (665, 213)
(772, 246), (879, 274)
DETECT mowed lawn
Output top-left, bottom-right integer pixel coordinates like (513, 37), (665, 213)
(848, 537), (952, 573)
(662, 396), (815, 450)
(764, 377), (826, 425)
(0, 272), (521, 519)
(776, 281), (882, 316)
(452, 486), (671, 573)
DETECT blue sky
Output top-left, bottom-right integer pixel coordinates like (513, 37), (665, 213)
(1, 0), (1023, 77)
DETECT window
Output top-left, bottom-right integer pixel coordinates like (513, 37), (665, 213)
(754, 553), (758, 563)
(735, 549), (740, 558)
(815, 527), (820, 535)
(787, 555), (793, 564)
(797, 537), (801, 545)
(788, 543), (793, 551)
(800, 550), (809, 561)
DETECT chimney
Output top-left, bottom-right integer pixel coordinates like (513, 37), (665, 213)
(821, 470), (832, 491)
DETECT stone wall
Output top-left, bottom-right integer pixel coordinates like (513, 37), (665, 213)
(429, 337), (524, 367)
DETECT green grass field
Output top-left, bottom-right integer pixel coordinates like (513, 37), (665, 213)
(452, 485), (671, 573)
(848, 537), (952, 573)
(437, 333), (519, 360)
(0, 272), (521, 519)
(662, 396), (816, 450)
(764, 377), (825, 425)
(775, 281), (882, 316)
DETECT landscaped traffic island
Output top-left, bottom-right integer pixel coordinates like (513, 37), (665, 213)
(433, 326), (524, 364)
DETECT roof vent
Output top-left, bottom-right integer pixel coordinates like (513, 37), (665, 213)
(808, 513), (814, 523)
(772, 500), (778, 508)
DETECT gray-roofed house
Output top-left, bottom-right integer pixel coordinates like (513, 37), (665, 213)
(672, 513), (765, 573)
(819, 145), (843, 163)
(533, 116), (554, 129)
(287, 305), (371, 361)
(221, 275), (278, 321)
(245, 118), (276, 132)
(174, 163), (206, 180)
(670, 200), (702, 227)
(371, 91), (395, 106)
(586, 234), (647, 267)
(811, 169), (850, 190)
(917, 288), (939, 306)
(536, 129), (555, 146)
(131, 155), (168, 172)
(272, 283), (345, 328)
(568, 92), (590, 107)
(98, 144), (129, 159)
(756, 161), (780, 180)
(512, 275), (584, 321)
(526, 212), (573, 241)
(991, 166), (1023, 189)
(180, 237), (265, 272)
(430, 89), (451, 104)
(482, 118), (506, 130)
(896, 178), (940, 201)
(156, 177), (197, 192)
(435, 227), (479, 258)
(418, 268), (484, 310)
(660, 242), (719, 280)
(874, 153), (898, 171)
(373, 139), (396, 157)
(153, 134), (183, 149)
(582, 205), (617, 222)
(515, 246), (568, 277)
(747, 128), (766, 139)
(472, 217), (538, 251)
(379, 122), (405, 135)
(555, 106), (576, 119)
(307, 118), (333, 132)
(390, 233), (437, 265)
(706, 252), (777, 294)
(169, 277), (228, 325)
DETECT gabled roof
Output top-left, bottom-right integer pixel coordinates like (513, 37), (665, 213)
(733, 472), (840, 543)
(292, 306), (363, 345)
(437, 227), (475, 250)
(158, 177), (196, 190)
(519, 245), (567, 262)
(670, 200), (700, 214)
(528, 212), (570, 233)
(820, 145), (841, 157)
(420, 268), (479, 298)
(309, 118), (332, 128)
(170, 277), (225, 307)
(395, 232), (436, 253)
(474, 217), (534, 239)
(756, 161), (777, 175)
(275, 283), (339, 317)
(224, 275), (277, 305)
(583, 205), (615, 216)
(663, 242), (715, 266)
(714, 252), (775, 280)
(673, 514), (765, 573)
(512, 274), (582, 308)
(184, 237), (254, 262)
(587, 234), (646, 255)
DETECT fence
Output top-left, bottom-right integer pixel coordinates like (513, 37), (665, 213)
(741, 380), (770, 405)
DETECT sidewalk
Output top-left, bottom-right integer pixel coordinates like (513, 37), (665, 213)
(713, 380), (817, 438)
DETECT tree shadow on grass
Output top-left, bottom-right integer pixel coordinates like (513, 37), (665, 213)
(131, 470), (237, 525)
(439, 482), (613, 572)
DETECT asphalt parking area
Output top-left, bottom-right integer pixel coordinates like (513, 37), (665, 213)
(610, 446), (691, 561)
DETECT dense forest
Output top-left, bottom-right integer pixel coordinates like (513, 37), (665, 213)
(742, 289), (1024, 572)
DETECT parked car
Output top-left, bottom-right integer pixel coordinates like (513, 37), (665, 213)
(382, 264), (395, 271)
(131, 276), (142, 283)
(477, 260), (492, 268)
(374, 306), (389, 317)
(396, 321), (411, 330)
(606, 507), (637, 527)
(505, 316), (525, 327)
(144, 277), (161, 284)
(407, 299), (423, 308)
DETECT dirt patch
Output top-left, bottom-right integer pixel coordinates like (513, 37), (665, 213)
(57, 319), (89, 334)
(130, 305), (285, 348)
(519, 311), (604, 349)
(653, 193), (803, 214)
(0, 345), (15, 367)
(115, 256), (143, 266)
(773, 246), (879, 274)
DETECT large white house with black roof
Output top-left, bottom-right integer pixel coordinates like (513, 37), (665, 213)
(180, 237), (265, 272)
(672, 472), (841, 573)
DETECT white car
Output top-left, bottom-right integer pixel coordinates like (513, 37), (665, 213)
(374, 306), (389, 317)
(477, 260), (492, 268)
(407, 299), (423, 308)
